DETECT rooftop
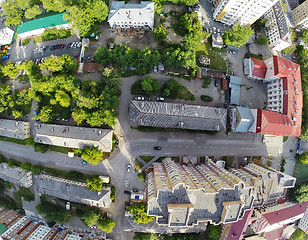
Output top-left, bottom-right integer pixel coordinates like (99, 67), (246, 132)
(0, 119), (29, 140)
(33, 174), (111, 208)
(235, 107), (256, 132)
(33, 123), (113, 152)
(129, 100), (227, 131)
(251, 57), (267, 79)
(229, 76), (242, 105)
(18, 13), (69, 34)
(0, 163), (32, 187)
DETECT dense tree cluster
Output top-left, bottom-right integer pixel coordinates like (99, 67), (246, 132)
(223, 24), (254, 48)
(97, 217), (116, 233)
(1, 0), (108, 37)
(128, 203), (154, 224)
(153, 25), (168, 41)
(82, 147), (104, 165)
(294, 183), (308, 203)
(289, 229), (306, 240)
(86, 176), (103, 192)
(297, 153), (308, 164)
(256, 34), (268, 45)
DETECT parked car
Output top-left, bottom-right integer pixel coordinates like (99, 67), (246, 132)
(262, 135), (266, 143)
(153, 65), (158, 72)
(135, 96), (145, 101)
(133, 188), (138, 193)
(156, 97), (165, 101)
(124, 191), (131, 195)
(81, 160), (87, 165)
(127, 164), (132, 172)
(2, 55), (9, 60)
(115, 139), (119, 148)
(215, 79), (218, 87)
(154, 146), (161, 150)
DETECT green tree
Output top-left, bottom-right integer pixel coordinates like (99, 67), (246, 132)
(72, 108), (87, 125)
(31, 165), (41, 175)
(141, 77), (160, 94)
(54, 90), (71, 107)
(153, 25), (168, 41)
(82, 210), (99, 227)
(81, 147), (103, 165)
(290, 229), (306, 240)
(42, 0), (68, 12)
(128, 203), (154, 224)
(24, 5), (42, 19)
(12, 110), (23, 119)
(298, 153), (308, 164)
(206, 224), (221, 240)
(40, 55), (65, 72)
(1, 0), (23, 26)
(2, 62), (19, 79)
(256, 34), (268, 45)
(20, 162), (32, 172)
(283, 45), (296, 54)
(86, 177), (103, 192)
(19, 60), (37, 75)
(294, 183), (308, 203)
(133, 233), (159, 240)
(223, 24), (254, 48)
(34, 106), (53, 123)
(64, 0), (108, 37)
(97, 217), (115, 233)
(86, 111), (105, 127)
(0, 84), (12, 113)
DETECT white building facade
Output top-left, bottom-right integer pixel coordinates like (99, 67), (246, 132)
(108, 1), (154, 30)
(299, 206), (308, 232)
(264, 1), (292, 51)
(213, 0), (279, 26)
(291, 0), (308, 30)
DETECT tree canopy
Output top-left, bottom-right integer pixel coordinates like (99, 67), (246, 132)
(223, 24), (254, 48)
(294, 183), (308, 203)
(141, 77), (160, 94)
(290, 229), (306, 240)
(82, 210), (100, 227)
(24, 5), (42, 19)
(86, 177), (103, 192)
(206, 224), (221, 240)
(97, 217), (115, 233)
(128, 203), (154, 224)
(82, 147), (103, 165)
(256, 34), (268, 45)
(298, 153), (308, 164)
(153, 25), (168, 41)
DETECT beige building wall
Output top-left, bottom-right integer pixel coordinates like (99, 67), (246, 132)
(292, 0), (308, 29)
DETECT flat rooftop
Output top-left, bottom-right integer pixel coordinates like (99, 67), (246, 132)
(0, 163), (32, 187)
(33, 123), (113, 152)
(0, 119), (29, 140)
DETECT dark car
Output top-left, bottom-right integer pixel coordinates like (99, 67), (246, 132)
(133, 188), (138, 193)
(124, 191), (131, 195)
(154, 146), (161, 150)
(215, 79), (218, 87)
(115, 139), (119, 148)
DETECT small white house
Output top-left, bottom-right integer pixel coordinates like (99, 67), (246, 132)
(108, 1), (155, 31)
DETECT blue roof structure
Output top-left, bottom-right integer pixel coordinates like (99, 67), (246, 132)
(229, 76), (242, 105)
(235, 107), (255, 132)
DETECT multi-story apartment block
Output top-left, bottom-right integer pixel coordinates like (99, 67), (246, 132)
(213, 0), (279, 26)
(0, 119), (30, 140)
(298, 205), (308, 232)
(33, 123), (113, 152)
(292, 0), (308, 30)
(0, 163), (33, 188)
(146, 158), (255, 227)
(146, 159), (296, 228)
(244, 56), (302, 136)
(33, 174), (111, 208)
(263, 1), (292, 51)
(108, 1), (154, 30)
(0, 207), (106, 239)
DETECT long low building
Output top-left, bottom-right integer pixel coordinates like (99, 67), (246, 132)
(33, 123), (113, 152)
(0, 119), (30, 140)
(0, 163), (33, 187)
(33, 174), (111, 208)
(129, 100), (227, 131)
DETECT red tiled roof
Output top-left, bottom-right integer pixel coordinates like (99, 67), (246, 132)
(256, 56), (302, 137)
(226, 208), (254, 240)
(251, 57), (267, 79)
(256, 202), (308, 233)
(265, 227), (284, 240)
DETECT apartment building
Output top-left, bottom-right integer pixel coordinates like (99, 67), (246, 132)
(292, 0), (308, 30)
(146, 158), (255, 227)
(244, 56), (302, 137)
(33, 123), (113, 152)
(213, 0), (279, 26)
(108, 1), (154, 30)
(0, 163), (33, 187)
(263, 1), (292, 51)
(33, 174), (111, 208)
(0, 208), (106, 239)
(298, 205), (308, 232)
(0, 119), (30, 140)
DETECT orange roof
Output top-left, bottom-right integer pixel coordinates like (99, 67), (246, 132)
(251, 57), (267, 79)
(256, 56), (302, 137)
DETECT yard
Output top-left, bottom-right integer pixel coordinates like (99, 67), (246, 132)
(196, 42), (227, 72)
(135, 159), (144, 172)
(294, 162), (308, 180)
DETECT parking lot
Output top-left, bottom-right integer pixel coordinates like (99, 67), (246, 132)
(4, 34), (82, 65)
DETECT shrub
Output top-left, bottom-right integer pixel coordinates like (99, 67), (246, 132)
(202, 77), (211, 88)
(138, 172), (145, 182)
(22, 38), (31, 45)
(34, 144), (49, 153)
(34, 36), (43, 43)
(20, 162), (31, 172)
(8, 159), (20, 167)
(256, 34), (268, 45)
(31, 165), (41, 175)
(201, 95), (213, 102)
(267, 160), (272, 167)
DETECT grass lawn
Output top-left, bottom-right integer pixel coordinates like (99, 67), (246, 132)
(140, 156), (154, 163)
(138, 172), (146, 182)
(49, 146), (70, 154)
(156, 157), (166, 163)
(135, 159), (144, 172)
(202, 42), (227, 72)
(294, 162), (308, 180)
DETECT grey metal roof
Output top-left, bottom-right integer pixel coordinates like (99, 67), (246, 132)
(0, 119), (29, 140)
(229, 76), (242, 105)
(129, 100), (227, 131)
(33, 174), (111, 208)
(272, 1), (289, 39)
(33, 123), (113, 152)
(235, 107), (255, 132)
(0, 163), (32, 187)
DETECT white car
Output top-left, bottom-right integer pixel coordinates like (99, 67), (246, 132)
(127, 165), (132, 172)
(153, 65), (158, 72)
(135, 96), (145, 101)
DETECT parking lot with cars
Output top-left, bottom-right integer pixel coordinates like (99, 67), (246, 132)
(4, 35), (82, 65)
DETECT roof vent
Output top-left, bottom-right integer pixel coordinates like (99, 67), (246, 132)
(294, 68), (296, 70)
(295, 102), (298, 106)
(288, 67), (291, 70)
(295, 124), (297, 127)
(295, 88), (298, 91)
(284, 123), (287, 125)
(288, 123), (291, 126)
(293, 116), (296, 121)
(295, 80), (298, 83)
